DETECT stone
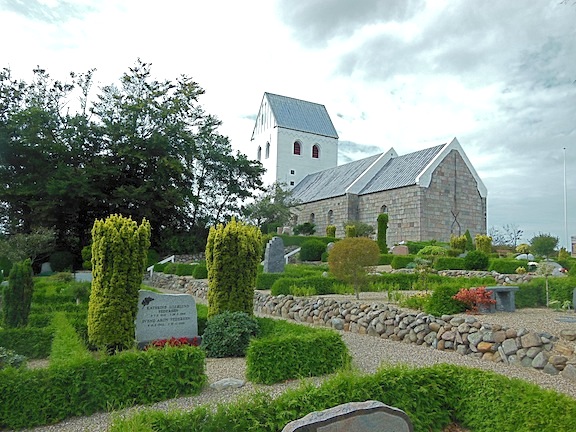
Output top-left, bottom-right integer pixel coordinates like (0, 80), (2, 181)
(543, 363), (559, 376)
(391, 245), (409, 256)
(281, 400), (414, 432)
(210, 378), (245, 390)
(561, 364), (576, 382)
(526, 346), (542, 359)
(520, 332), (542, 348)
(531, 352), (549, 369)
(263, 237), (286, 273)
(501, 338), (518, 356)
(560, 329), (576, 341)
(554, 342), (575, 357)
(477, 342), (494, 353)
(549, 355), (568, 368)
(493, 330), (507, 344)
(135, 290), (198, 348)
(40, 262), (53, 274)
(467, 332), (483, 347)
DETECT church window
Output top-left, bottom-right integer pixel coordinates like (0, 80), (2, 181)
(290, 169), (295, 175)
(312, 144), (319, 159)
(257, 146), (262, 161)
(327, 210), (334, 224)
(265, 142), (270, 159)
(293, 141), (301, 155)
(380, 205), (388, 213)
(310, 213), (315, 223)
(290, 181), (294, 186)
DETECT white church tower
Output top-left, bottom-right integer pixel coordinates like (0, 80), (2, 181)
(251, 93), (339, 188)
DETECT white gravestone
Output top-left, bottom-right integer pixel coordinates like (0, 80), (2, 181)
(135, 290), (198, 348)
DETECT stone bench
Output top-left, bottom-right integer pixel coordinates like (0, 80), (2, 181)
(483, 286), (519, 313)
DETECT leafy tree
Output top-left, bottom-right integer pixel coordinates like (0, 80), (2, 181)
(344, 220), (374, 237)
(377, 213), (388, 253)
(243, 182), (297, 232)
(87, 214), (151, 353)
(294, 222), (315, 236)
(516, 243), (531, 254)
(328, 237), (380, 299)
(0, 227), (55, 264)
(2, 259), (33, 327)
(529, 233), (559, 258)
(205, 219), (262, 317)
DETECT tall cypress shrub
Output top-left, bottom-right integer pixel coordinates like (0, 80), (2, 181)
(377, 213), (388, 253)
(2, 259), (34, 327)
(87, 214), (151, 352)
(205, 219), (262, 318)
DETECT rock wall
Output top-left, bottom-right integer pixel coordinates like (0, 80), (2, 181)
(146, 273), (576, 382)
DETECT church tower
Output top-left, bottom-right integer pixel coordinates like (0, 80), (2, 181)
(251, 93), (339, 188)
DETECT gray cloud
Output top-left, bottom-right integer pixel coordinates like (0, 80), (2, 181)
(276, 0), (425, 46)
(0, 0), (93, 23)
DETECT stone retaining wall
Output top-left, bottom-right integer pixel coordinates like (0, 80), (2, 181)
(146, 273), (576, 383)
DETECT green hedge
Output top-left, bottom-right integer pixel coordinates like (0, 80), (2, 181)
(0, 328), (53, 359)
(523, 276), (576, 305)
(434, 257), (465, 271)
(391, 255), (416, 269)
(192, 263), (208, 279)
(246, 328), (350, 384)
(0, 346), (206, 429)
(256, 272), (285, 289)
(277, 234), (337, 247)
(378, 254), (394, 265)
(270, 276), (339, 296)
(109, 364), (576, 432)
(515, 284), (546, 308)
(489, 259), (529, 274)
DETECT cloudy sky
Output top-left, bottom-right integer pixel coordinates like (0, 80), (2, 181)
(1, 0), (575, 248)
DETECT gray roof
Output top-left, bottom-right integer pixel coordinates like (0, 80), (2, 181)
(359, 144), (445, 194)
(291, 154), (381, 203)
(265, 93), (339, 139)
(292, 144), (446, 203)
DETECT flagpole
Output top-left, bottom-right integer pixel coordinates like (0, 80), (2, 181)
(564, 147), (568, 249)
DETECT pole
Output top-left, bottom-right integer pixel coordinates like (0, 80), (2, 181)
(564, 147), (568, 249)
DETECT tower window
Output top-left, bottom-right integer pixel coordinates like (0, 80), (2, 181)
(312, 144), (319, 159)
(293, 141), (301, 155)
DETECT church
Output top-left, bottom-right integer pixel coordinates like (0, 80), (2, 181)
(250, 92), (487, 244)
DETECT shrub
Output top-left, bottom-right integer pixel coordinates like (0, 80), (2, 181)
(0, 328), (53, 358)
(175, 263), (195, 276)
(452, 287), (496, 313)
(475, 234), (492, 254)
(434, 257), (465, 271)
(300, 239), (326, 261)
(49, 251), (75, 272)
(326, 225), (336, 238)
(163, 262), (178, 274)
(391, 255), (415, 269)
(328, 237), (380, 299)
(378, 254), (394, 265)
(344, 224), (356, 238)
(417, 245), (447, 256)
(489, 258), (529, 274)
(192, 263), (207, 279)
(464, 250), (489, 271)
(201, 311), (260, 358)
(293, 222), (315, 236)
(344, 220), (374, 237)
(205, 219), (262, 317)
(425, 285), (467, 316)
(377, 213), (388, 253)
(256, 272), (284, 290)
(516, 284), (545, 308)
(0, 347), (26, 370)
(81, 245), (92, 270)
(88, 214), (151, 352)
(406, 240), (437, 255)
(270, 276), (340, 296)
(450, 234), (467, 251)
(3, 259), (34, 328)
(464, 230), (474, 251)
(49, 312), (92, 367)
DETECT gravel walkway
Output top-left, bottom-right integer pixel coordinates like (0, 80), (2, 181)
(17, 295), (576, 432)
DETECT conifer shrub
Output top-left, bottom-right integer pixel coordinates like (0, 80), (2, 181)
(205, 219), (262, 317)
(425, 285), (467, 316)
(377, 213), (388, 253)
(3, 259), (34, 328)
(326, 225), (336, 238)
(464, 250), (489, 271)
(464, 229), (474, 251)
(87, 214), (151, 353)
(450, 234), (467, 251)
(475, 234), (493, 254)
(201, 311), (260, 358)
(344, 224), (356, 238)
(192, 263), (207, 279)
(300, 239), (326, 261)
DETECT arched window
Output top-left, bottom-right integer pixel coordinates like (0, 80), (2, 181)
(327, 210), (334, 224)
(312, 144), (319, 159)
(310, 213), (315, 223)
(265, 142), (270, 159)
(293, 141), (301, 155)
(380, 205), (388, 213)
(257, 146), (262, 161)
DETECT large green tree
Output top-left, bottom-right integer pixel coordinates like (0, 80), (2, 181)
(242, 182), (298, 232)
(530, 233), (559, 258)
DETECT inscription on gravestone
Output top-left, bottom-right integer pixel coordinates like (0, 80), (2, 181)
(282, 400), (414, 432)
(135, 290), (198, 348)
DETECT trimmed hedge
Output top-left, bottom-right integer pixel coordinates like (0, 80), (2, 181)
(109, 364), (576, 432)
(378, 254), (394, 265)
(246, 328), (350, 384)
(434, 257), (466, 271)
(276, 234), (337, 247)
(391, 255), (416, 269)
(270, 276), (339, 296)
(0, 328), (53, 359)
(0, 346), (206, 429)
(489, 259), (529, 274)
(192, 263), (208, 279)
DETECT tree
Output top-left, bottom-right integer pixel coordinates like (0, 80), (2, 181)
(2, 259), (34, 327)
(377, 213), (388, 253)
(475, 234), (492, 254)
(205, 219), (262, 317)
(464, 230), (474, 251)
(87, 214), (151, 352)
(0, 227), (55, 264)
(344, 220), (374, 237)
(328, 237), (380, 300)
(502, 224), (523, 248)
(529, 233), (559, 258)
(242, 182), (297, 232)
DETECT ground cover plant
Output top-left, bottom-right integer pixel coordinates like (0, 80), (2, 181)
(110, 364), (576, 432)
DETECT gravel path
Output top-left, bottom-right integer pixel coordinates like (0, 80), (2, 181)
(16, 295), (576, 432)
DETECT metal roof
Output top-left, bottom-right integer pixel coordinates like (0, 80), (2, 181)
(359, 144), (445, 194)
(292, 144), (447, 203)
(291, 154), (381, 203)
(265, 93), (339, 139)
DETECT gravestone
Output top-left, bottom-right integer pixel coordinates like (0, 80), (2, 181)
(40, 262), (53, 274)
(391, 245), (409, 255)
(135, 290), (198, 348)
(264, 236), (285, 273)
(281, 400), (414, 432)
(483, 286), (519, 313)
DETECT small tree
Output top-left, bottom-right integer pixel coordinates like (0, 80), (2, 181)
(88, 215), (151, 353)
(2, 259), (34, 327)
(475, 234), (492, 254)
(293, 222), (315, 236)
(205, 219), (262, 317)
(516, 243), (530, 255)
(328, 237), (380, 299)
(537, 262), (555, 307)
(450, 234), (467, 251)
(530, 233), (559, 258)
(326, 225), (336, 238)
(377, 213), (388, 253)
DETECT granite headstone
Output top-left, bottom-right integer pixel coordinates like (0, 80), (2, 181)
(135, 290), (198, 348)
(264, 236), (285, 273)
(281, 400), (414, 432)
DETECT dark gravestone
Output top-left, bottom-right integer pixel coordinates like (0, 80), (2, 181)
(282, 400), (414, 432)
(264, 236), (285, 273)
(483, 286), (519, 313)
(135, 290), (198, 348)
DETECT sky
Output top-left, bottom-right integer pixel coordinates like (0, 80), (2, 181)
(1, 0), (575, 248)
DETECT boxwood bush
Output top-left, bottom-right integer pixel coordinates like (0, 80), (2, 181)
(300, 239), (327, 261)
